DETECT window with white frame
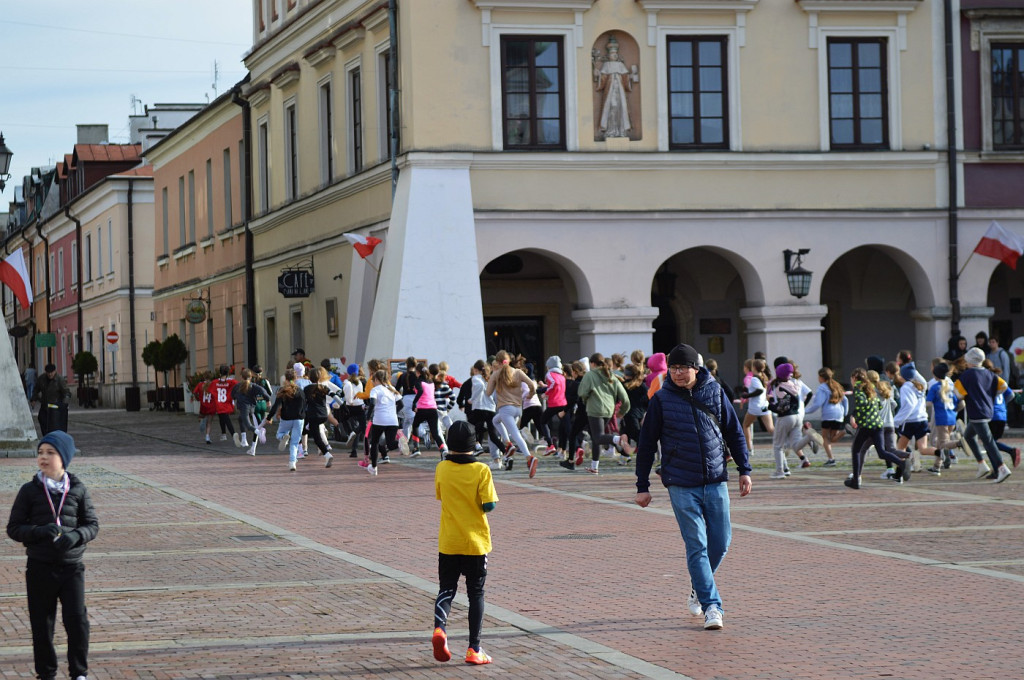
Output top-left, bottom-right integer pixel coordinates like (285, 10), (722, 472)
(97, 226), (103, 275)
(991, 42), (1024, 150)
(319, 78), (334, 185)
(347, 63), (363, 173)
(161, 187), (169, 255)
(258, 117), (270, 213)
(827, 37), (889, 150)
(667, 36), (729, 149)
(107, 219), (113, 275)
(501, 36), (566, 150)
(206, 159), (215, 237)
(377, 46), (393, 160)
(49, 253), (54, 295)
(71, 241), (78, 286)
(57, 248), (64, 293)
(187, 170), (197, 243)
(284, 99), (299, 199)
(223, 148), (233, 228)
(84, 234), (92, 281)
(178, 176), (186, 245)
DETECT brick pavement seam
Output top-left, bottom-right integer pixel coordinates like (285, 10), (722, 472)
(106, 467), (697, 680)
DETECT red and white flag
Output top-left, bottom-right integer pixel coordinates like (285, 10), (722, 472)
(343, 233), (382, 259)
(0, 248), (33, 310)
(974, 221), (1024, 269)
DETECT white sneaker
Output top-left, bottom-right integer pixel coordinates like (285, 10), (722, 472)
(490, 460), (503, 471)
(240, 436), (249, 447)
(247, 441), (257, 456)
(398, 432), (410, 456)
(368, 465), (378, 476)
(288, 460), (296, 471)
(995, 465), (1012, 483)
(881, 469), (894, 479)
(345, 431), (356, 446)
(976, 461), (992, 479)
(233, 433), (242, 447)
(770, 471), (787, 479)
(324, 452), (334, 468)
(687, 589), (703, 617)
(278, 432), (290, 451)
(703, 605), (724, 630)
(220, 434), (228, 441)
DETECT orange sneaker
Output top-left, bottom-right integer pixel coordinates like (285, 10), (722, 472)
(465, 647), (492, 665)
(432, 627), (451, 662)
(527, 454), (538, 478)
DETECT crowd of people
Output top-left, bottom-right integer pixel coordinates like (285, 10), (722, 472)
(188, 339), (1021, 487)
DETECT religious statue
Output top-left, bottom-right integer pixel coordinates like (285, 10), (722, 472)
(593, 34), (639, 139)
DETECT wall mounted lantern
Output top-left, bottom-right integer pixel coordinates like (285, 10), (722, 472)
(783, 249), (812, 299)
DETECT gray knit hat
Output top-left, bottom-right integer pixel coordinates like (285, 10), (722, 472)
(546, 355), (562, 370)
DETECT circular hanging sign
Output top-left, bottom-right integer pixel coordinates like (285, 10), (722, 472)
(185, 299), (207, 324)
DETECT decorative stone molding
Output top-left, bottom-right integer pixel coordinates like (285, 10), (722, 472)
(333, 26), (365, 51)
(271, 63), (301, 90)
(796, 0), (921, 50)
(244, 83), (271, 109)
(304, 43), (336, 68)
(637, 0), (759, 47)
(470, 0), (596, 47)
(965, 9), (1024, 50)
(362, 7), (389, 33)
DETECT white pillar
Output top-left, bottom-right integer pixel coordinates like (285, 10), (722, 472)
(364, 154), (485, 380)
(0, 321), (38, 456)
(910, 306), (954, 361)
(571, 306), (659, 358)
(959, 305), (995, 344)
(740, 304), (828, 369)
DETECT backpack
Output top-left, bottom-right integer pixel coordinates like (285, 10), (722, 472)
(768, 384), (798, 416)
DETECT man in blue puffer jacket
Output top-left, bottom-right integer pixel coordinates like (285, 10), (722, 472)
(635, 343), (752, 631)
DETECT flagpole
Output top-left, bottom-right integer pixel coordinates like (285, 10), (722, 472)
(957, 250), (976, 279)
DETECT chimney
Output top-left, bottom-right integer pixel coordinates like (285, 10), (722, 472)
(76, 124), (109, 144)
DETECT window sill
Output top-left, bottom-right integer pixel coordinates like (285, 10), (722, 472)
(976, 150), (1024, 163)
(200, 236), (215, 250)
(173, 244), (197, 260)
(157, 256), (170, 268)
(217, 227), (235, 241)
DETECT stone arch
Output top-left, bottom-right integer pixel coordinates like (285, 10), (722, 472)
(819, 244), (936, 377)
(651, 246), (764, 387)
(479, 248), (594, 365)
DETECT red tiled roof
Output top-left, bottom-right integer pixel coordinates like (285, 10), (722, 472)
(111, 164), (153, 177)
(73, 143), (142, 163)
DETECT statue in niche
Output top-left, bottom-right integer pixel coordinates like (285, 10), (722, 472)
(593, 34), (639, 140)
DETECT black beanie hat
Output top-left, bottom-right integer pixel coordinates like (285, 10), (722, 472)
(773, 356), (790, 369)
(446, 421), (477, 453)
(933, 363), (949, 380)
(667, 344), (700, 368)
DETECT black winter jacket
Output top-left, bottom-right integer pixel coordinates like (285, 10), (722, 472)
(635, 368), (751, 493)
(6, 472), (99, 564)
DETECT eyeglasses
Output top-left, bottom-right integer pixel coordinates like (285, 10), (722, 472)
(668, 365), (695, 374)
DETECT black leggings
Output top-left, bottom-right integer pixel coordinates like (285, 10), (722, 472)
(569, 406), (590, 453)
(520, 405), (544, 439)
(588, 416), (616, 461)
(851, 427), (905, 479)
(304, 417), (331, 454)
(345, 405), (366, 453)
(368, 424), (398, 466)
(217, 413), (236, 435)
(539, 406), (565, 447)
(434, 553), (487, 650)
(412, 408), (446, 450)
(468, 409), (501, 450)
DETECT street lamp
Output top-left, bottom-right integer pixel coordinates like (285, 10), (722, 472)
(0, 132), (12, 193)
(783, 249), (812, 299)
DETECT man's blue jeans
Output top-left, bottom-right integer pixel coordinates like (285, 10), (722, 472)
(667, 482), (732, 612)
(964, 420), (1003, 471)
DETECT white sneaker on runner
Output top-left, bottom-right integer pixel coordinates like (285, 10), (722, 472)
(687, 589), (703, 617)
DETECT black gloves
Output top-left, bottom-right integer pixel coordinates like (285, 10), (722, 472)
(34, 524), (61, 541)
(53, 529), (79, 551)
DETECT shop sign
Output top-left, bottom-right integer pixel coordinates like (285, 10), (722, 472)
(185, 299), (207, 324)
(278, 269), (315, 298)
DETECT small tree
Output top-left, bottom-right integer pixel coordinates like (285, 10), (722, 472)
(142, 340), (163, 391)
(72, 351), (99, 407)
(159, 334), (188, 410)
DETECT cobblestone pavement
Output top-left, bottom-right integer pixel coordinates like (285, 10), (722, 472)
(1, 409), (1022, 679)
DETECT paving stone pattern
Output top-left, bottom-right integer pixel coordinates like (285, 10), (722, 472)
(0, 409), (1021, 679)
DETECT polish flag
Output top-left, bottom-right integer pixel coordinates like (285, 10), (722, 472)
(974, 221), (1024, 269)
(343, 233), (382, 259)
(0, 249), (33, 310)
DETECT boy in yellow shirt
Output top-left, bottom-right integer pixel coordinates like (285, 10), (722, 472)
(432, 421), (498, 665)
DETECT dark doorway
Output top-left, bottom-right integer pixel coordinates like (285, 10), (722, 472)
(484, 316), (544, 365)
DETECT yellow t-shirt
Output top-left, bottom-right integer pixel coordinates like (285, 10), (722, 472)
(435, 460), (498, 555)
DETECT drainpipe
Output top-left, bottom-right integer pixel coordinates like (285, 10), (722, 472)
(944, 0), (960, 337)
(232, 80), (256, 367)
(389, 0), (400, 199)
